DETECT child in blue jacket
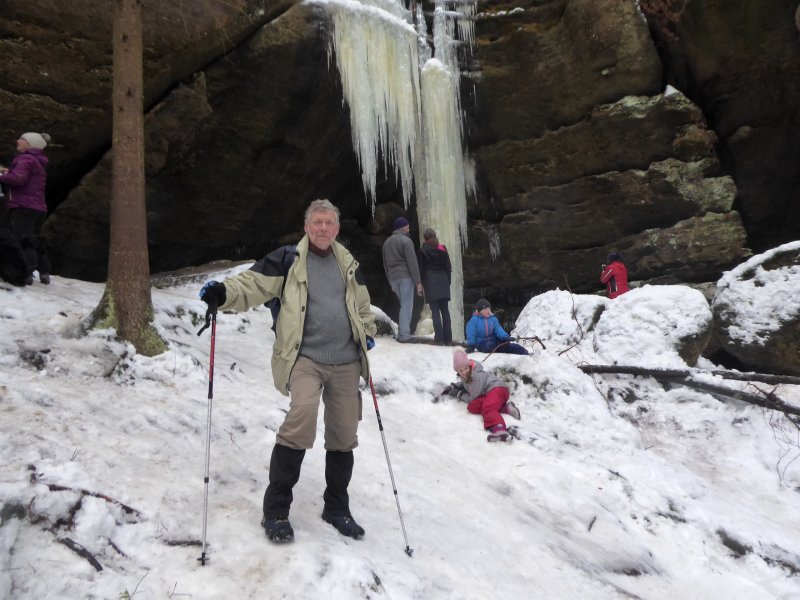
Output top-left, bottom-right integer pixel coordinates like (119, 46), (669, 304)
(465, 298), (528, 355)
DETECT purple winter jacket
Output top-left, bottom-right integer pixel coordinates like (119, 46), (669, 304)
(0, 149), (48, 212)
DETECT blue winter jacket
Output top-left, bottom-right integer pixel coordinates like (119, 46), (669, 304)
(465, 312), (510, 352)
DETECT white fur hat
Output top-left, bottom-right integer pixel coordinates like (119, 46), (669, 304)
(21, 132), (50, 149)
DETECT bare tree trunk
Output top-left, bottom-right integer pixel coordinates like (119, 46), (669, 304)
(91, 0), (164, 356)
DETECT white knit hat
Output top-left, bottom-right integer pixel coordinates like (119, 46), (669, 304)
(21, 132), (50, 149)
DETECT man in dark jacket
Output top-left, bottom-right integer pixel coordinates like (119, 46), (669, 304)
(418, 228), (452, 345)
(0, 132), (51, 285)
(382, 217), (422, 342)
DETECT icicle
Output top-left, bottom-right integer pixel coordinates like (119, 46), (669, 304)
(416, 4), (431, 64)
(454, 0), (476, 48)
(324, 0), (421, 211)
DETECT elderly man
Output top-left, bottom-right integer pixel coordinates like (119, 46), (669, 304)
(381, 216), (423, 342)
(200, 199), (377, 544)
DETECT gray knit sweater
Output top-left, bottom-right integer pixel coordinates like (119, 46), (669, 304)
(299, 252), (360, 365)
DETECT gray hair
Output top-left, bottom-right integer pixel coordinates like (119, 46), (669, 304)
(305, 198), (340, 223)
(423, 228), (437, 241)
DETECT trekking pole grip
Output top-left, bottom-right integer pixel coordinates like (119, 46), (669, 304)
(197, 304), (218, 336)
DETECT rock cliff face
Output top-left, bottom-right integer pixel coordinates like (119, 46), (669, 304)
(1, 0), (797, 332)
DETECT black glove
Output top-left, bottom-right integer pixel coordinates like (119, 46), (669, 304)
(465, 345), (475, 353)
(446, 385), (461, 398)
(366, 336), (375, 351)
(199, 280), (227, 309)
(507, 337), (516, 342)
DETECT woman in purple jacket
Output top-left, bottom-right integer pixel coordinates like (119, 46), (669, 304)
(0, 132), (51, 285)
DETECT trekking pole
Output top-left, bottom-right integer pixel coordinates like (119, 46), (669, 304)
(196, 304), (217, 566)
(368, 376), (414, 557)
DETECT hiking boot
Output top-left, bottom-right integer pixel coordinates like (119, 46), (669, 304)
(321, 511), (365, 539)
(487, 425), (511, 443)
(24, 275), (33, 286)
(501, 401), (521, 420)
(262, 516), (294, 543)
(39, 273), (50, 285)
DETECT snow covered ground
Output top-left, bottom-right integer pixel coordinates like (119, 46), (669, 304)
(1, 268), (799, 600)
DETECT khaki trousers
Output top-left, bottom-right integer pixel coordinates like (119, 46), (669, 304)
(277, 356), (362, 451)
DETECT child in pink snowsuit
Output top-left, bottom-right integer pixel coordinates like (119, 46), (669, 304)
(445, 348), (520, 442)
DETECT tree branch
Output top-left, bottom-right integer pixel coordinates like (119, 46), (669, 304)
(58, 537), (103, 572)
(577, 364), (800, 418)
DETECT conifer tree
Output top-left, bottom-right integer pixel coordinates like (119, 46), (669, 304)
(90, 0), (165, 356)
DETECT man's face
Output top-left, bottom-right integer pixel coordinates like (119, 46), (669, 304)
(304, 209), (340, 250)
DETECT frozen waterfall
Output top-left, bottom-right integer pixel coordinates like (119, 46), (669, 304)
(320, 0), (476, 332)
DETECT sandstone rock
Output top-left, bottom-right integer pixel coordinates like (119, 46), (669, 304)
(43, 3), (364, 280)
(0, 0), (287, 204)
(643, 0), (800, 250)
(712, 241), (800, 376)
(472, 0), (661, 141)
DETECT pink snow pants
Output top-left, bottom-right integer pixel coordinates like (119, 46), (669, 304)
(467, 386), (510, 430)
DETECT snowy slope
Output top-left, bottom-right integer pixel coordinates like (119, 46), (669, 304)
(1, 272), (799, 600)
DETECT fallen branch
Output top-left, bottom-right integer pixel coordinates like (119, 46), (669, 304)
(577, 364), (800, 419)
(517, 336), (547, 350)
(557, 274), (585, 357)
(708, 370), (800, 386)
(578, 364), (800, 387)
(28, 467), (142, 518)
(163, 538), (202, 547)
(682, 378), (800, 420)
(58, 537), (103, 572)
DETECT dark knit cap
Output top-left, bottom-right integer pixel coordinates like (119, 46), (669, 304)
(393, 217), (409, 230)
(475, 298), (491, 311)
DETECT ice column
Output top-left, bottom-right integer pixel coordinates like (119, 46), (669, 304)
(419, 59), (467, 336)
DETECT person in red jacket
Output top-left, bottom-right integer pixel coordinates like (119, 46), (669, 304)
(600, 252), (629, 299)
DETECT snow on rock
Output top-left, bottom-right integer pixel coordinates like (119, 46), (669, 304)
(712, 240), (800, 375)
(515, 289), (609, 351)
(514, 286), (712, 368)
(594, 285), (712, 368)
